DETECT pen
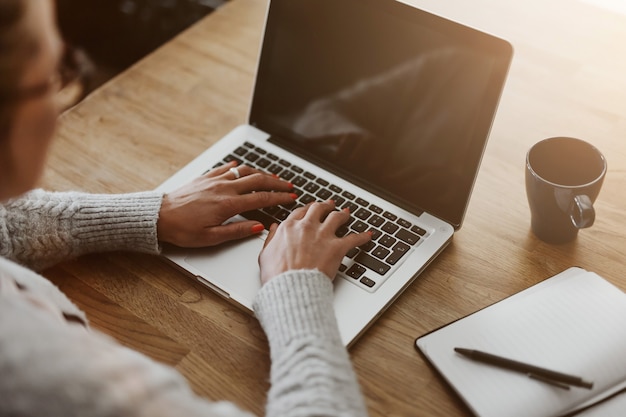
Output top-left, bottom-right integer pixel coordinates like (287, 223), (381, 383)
(454, 347), (594, 390)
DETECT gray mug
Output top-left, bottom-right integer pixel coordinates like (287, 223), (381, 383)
(525, 137), (607, 244)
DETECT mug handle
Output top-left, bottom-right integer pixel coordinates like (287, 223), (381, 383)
(570, 195), (595, 228)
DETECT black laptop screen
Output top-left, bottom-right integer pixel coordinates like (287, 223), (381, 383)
(250, 0), (512, 228)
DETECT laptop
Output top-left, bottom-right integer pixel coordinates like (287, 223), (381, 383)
(157, 0), (513, 347)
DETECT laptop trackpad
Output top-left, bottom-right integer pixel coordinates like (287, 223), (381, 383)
(183, 236), (264, 308)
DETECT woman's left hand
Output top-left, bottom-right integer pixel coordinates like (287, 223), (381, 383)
(157, 161), (296, 247)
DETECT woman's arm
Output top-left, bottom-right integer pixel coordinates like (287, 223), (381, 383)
(0, 189), (162, 270)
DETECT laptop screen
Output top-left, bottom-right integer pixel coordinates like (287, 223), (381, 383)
(250, 0), (512, 228)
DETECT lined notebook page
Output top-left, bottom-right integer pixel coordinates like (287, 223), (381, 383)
(416, 267), (626, 417)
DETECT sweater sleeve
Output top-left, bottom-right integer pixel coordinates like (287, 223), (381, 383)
(253, 270), (369, 417)
(0, 189), (163, 271)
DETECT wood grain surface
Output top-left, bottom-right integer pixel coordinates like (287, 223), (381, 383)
(40, 0), (626, 415)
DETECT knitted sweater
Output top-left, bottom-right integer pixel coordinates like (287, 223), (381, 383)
(0, 190), (368, 417)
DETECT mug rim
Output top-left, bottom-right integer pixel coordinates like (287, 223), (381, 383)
(526, 137), (607, 189)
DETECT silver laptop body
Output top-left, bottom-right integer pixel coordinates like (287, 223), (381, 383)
(157, 0), (512, 347)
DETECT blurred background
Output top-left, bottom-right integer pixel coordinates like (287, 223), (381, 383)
(56, 0), (227, 94)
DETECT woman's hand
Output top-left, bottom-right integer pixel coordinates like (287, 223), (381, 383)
(258, 200), (371, 284)
(157, 161), (296, 247)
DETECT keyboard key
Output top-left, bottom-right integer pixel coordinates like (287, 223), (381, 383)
(356, 197), (369, 206)
(367, 215), (385, 227)
(304, 183), (320, 193)
(372, 246), (391, 259)
(279, 159), (291, 167)
(359, 241), (375, 252)
(351, 220), (368, 233)
(387, 242), (410, 264)
(383, 211), (398, 221)
(292, 176), (307, 187)
(257, 158), (271, 168)
(382, 221), (399, 234)
(300, 194), (316, 204)
(342, 190), (356, 200)
(244, 152), (260, 162)
(280, 170), (295, 181)
(291, 165), (303, 173)
(392, 241), (410, 254)
(396, 229), (420, 245)
(223, 155), (243, 165)
(267, 153), (279, 161)
(354, 252), (391, 275)
(240, 210), (275, 229)
(268, 164), (283, 174)
(316, 178), (329, 186)
(316, 189), (332, 200)
(397, 218), (412, 229)
(346, 264), (366, 279)
(346, 247), (360, 258)
(332, 195), (346, 207)
(342, 202), (358, 213)
(411, 225), (427, 236)
(304, 171), (316, 180)
(368, 228), (382, 240)
(386, 248), (409, 266)
(360, 277), (376, 288)
(355, 208), (372, 220)
(263, 205), (280, 215)
(379, 235), (397, 248)
(275, 209), (290, 221)
(338, 263), (347, 273)
(370, 204), (383, 214)
(254, 147), (267, 155)
(243, 141), (255, 148)
(234, 146), (248, 156)
(330, 184), (342, 193)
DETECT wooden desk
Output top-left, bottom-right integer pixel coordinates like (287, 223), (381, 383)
(42, 0), (626, 415)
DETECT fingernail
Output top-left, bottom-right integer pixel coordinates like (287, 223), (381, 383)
(343, 207), (350, 213)
(367, 230), (373, 236)
(272, 174), (279, 179)
(290, 193), (298, 200)
(251, 224), (265, 233)
(287, 182), (294, 189)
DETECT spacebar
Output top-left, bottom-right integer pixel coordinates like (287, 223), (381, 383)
(240, 210), (276, 230)
(354, 252), (391, 276)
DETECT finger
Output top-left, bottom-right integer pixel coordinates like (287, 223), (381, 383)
(341, 231), (372, 252)
(204, 160), (238, 178)
(262, 223), (279, 249)
(232, 172), (293, 194)
(304, 200), (336, 222)
(231, 191), (298, 213)
(204, 221), (267, 246)
(323, 208), (351, 230)
(283, 202), (313, 222)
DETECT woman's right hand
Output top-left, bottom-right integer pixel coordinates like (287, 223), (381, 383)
(258, 200), (371, 285)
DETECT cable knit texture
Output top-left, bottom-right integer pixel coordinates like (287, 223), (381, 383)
(0, 190), (368, 416)
(254, 270), (369, 417)
(0, 189), (162, 270)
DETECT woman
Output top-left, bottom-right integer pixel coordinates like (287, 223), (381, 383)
(0, 1), (371, 416)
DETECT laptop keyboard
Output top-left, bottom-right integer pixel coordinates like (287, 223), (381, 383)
(210, 141), (428, 292)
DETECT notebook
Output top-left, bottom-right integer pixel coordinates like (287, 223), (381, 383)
(157, 0), (513, 347)
(416, 267), (626, 417)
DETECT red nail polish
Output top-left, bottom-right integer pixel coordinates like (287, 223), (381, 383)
(272, 174), (280, 179)
(287, 182), (294, 189)
(290, 193), (298, 200)
(251, 224), (265, 233)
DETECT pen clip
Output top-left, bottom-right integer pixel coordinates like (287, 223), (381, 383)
(528, 373), (571, 390)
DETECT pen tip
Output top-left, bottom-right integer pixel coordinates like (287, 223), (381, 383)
(454, 347), (472, 356)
